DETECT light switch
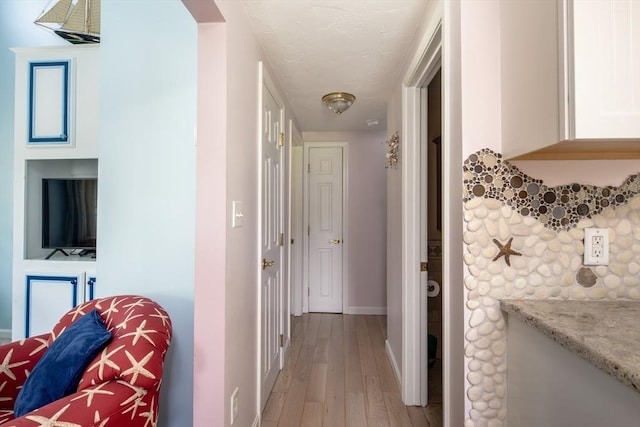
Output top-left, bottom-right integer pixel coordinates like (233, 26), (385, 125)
(232, 201), (244, 228)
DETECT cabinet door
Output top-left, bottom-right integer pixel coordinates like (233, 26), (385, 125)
(571, 0), (640, 139)
(25, 273), (83, 337)
(27, 61), (71, 145)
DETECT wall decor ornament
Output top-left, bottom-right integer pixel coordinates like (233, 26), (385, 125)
(492, 237), (522, 267)
(385, 132), (399, 168)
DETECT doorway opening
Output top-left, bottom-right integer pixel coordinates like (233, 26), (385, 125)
(424, 68), (443, 408)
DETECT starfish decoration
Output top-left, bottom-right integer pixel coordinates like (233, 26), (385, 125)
(51, 326), (66, 341)
(29, 337), (50, 356)
(93, 410), (110, 427)
(122, 392), (148, 420)
(150, 308), (170, 328)
(25, 403), (82, 427)
(118, 380), (146, 407)
(122, 350), (156, 384)
(102, 298), (124, 319)
(66, 304), (88, 322)
(115, 311), (144, 331)
(0, 381), (10, 402)
(492, 237), (522, 267)
(121, 320), (159, 346)
(139, 396), (156, 427)
(87, 344), (125, 380)
(70, 382), (114, 407)
(0, 349), (30, 381)
(123, 299), (149, 310)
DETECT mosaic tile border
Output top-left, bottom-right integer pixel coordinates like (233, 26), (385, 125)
(463, 149), (640, 231)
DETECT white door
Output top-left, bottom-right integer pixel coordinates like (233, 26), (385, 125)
(260, 79), (283, 410)
(307, 146), (344, 313)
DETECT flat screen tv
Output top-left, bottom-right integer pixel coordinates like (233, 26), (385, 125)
(42, 178), (97, 259)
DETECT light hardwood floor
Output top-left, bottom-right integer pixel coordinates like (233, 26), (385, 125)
(261, 313), (442, 427)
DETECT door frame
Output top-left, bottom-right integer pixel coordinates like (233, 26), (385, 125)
(289, 124), (304, 317)
(402, 4), (466, 424)
(302, 142), (348, 313)
(401, 17), (441, 405)
(257, 62), (286, 412)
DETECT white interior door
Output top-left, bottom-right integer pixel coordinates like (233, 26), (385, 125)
(260, 77), (283, 410)
(307, 146), (344, 313)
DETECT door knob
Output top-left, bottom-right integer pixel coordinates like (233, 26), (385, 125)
(329, 239), (341, 244)
(262, 258), (275, 270)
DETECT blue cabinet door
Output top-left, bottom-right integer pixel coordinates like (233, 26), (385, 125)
(25, 274), (81, 337)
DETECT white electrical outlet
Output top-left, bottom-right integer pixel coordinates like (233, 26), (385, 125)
(584, 228), (609, 265)
(230, 387), (239, 425)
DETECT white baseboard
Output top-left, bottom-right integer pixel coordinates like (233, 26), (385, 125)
(251, 414), (259, 427)
(344, 306), (387, 315)
(0, 329), (11, 345)
(385, 339), (401, 389)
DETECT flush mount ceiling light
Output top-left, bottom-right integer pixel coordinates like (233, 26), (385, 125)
(322, 92), (356, 115)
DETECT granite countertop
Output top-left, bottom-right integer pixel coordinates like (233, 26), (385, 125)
(500, 299), (640, 393)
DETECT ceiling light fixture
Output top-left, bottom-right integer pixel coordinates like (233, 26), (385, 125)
(322, 92), (356, 115)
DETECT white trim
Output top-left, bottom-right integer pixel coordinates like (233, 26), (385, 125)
(302, 142), (349, 314)
(251, 414), (260, 427)
(0, 329), (11, 345)
(401, 15), (443, 408)
(442, 1), (465, 425)
(290, 130), (304, 317)
(256, 62), (265, 419)
(401, 84), (423, 406)
(404, 9), (444, 87)
(344, 306), (387, 315)
(385, 339), (402, 389)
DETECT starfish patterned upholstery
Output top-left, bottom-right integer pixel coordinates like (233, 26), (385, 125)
(0, 295), (172, 427)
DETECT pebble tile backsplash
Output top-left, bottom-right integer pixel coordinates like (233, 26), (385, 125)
(462, 149), (640, 426)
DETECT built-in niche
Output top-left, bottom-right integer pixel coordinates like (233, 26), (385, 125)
(24, 158), (98, 260)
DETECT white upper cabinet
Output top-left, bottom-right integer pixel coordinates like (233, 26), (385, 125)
(12, 45), (100, 160)
(501, 0), (640, 159)
(569, 0), (640, 140)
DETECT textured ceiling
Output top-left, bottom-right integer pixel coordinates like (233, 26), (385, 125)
(239, 0), (431, 132)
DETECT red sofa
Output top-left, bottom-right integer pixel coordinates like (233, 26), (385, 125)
(0, 295), (172, 426)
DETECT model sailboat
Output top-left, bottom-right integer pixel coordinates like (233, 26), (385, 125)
(35, 0), (100, 44)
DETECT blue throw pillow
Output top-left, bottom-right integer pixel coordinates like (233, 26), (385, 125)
(14, 309), (112, 417)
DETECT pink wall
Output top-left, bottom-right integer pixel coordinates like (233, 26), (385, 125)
(303, 131), (388, 311)
(385, 87), (404, 373)
(190, 1), (294, 425)
(216, 2), (264, 426)
(193, 20), (227, 427)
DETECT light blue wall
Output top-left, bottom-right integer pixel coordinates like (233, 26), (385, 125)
(0, 1), (67, 330)
(99, 1), (196, 426)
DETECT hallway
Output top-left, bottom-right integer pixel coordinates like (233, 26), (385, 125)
(261, 313), (442, 427)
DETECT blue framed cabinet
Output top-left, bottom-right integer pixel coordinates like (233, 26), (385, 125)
(19, 270), (96, 339)
(10, 46), (100, 341)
